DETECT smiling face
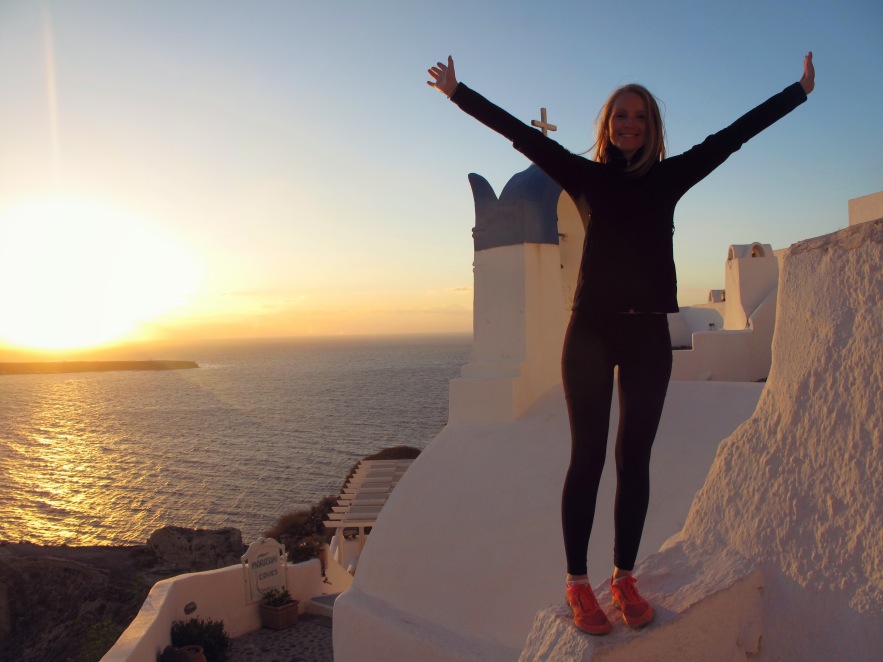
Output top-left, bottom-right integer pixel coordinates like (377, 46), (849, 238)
(608, 92), (648, 161)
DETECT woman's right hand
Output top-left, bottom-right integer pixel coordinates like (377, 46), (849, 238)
(427, 56), (458, 97)
(799, 51), (815, 95)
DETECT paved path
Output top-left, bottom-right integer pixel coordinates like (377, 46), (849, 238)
(229, 614), (333, 662)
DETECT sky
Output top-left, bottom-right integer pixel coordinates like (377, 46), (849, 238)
(0, 0), (880, 352)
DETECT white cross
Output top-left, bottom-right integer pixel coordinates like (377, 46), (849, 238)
(531, 107), (557, 137)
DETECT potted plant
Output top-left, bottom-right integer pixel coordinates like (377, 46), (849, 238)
(259, 587), (300, 630)
(169, 617), (230, 662)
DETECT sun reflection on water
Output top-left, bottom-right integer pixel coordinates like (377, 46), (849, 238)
(1, 377), (166, 545)
(0, 340), (467, 547)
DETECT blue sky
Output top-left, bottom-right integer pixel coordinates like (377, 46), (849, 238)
(0, 0), (880, 347)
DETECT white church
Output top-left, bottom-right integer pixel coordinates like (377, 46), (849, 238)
(331, 172), (883, 661)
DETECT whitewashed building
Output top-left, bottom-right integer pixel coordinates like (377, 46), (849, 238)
(332, 171), (883, 660)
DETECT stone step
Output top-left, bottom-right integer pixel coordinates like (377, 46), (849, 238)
(307, 592), (341, 618)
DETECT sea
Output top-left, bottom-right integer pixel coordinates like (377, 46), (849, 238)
(0, 335), (471, 547)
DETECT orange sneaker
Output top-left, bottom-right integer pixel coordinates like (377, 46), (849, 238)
(566, 582), (612, 635)
(610, 575), (654, 628)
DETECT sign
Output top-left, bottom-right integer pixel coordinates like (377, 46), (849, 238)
(241, 537), (287, 604)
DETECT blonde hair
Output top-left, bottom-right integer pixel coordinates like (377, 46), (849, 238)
(593, 84), (665, 177)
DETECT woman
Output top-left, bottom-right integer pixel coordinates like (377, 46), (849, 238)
(427, 53), (814, 635)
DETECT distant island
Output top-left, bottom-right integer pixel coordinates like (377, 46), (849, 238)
(0, 360), (199, 376)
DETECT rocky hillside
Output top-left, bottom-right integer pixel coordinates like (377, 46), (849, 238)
(0, 527), (243, 662)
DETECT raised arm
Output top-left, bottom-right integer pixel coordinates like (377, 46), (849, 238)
(665, 53), (814, 196)
(424, 54), (587, 195)
(427, 55), (459, 97)
(800, 51), (815, 95)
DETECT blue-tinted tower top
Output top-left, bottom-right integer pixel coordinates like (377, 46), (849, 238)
(468, 164), (563, 251)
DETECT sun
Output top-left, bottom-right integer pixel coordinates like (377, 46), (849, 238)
(0, 196), (202, 351)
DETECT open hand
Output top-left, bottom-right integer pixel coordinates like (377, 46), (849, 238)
(800, 52), (815, 95)
(427, 56), (458, 97)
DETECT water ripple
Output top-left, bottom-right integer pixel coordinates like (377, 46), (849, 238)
(0, 336), (469, 545)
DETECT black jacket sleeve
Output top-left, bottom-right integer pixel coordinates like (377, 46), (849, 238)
(450, 83), (588, 194)
(664, 82), (808, 196)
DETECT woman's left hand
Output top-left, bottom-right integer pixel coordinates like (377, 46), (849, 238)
(800, 51), (815, 95)
(427, 56), (458, 97)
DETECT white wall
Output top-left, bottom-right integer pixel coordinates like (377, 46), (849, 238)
(448, 243), (566, 423)
(848, 190), (883, 226)
(670, 243), (778, 382)
(668, 304), (724, 347)
(103, 553), (348, 661)
(723, 243), (778, 330)
(556, 190), (583, 312)
(679, 219), (883, 660)
(671, 286), (777, 382)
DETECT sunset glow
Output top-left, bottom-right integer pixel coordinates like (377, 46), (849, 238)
(0, 197), (202, 351)
(0, 2), (878, 346)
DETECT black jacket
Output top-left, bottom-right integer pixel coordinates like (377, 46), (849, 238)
(451, 81), (807, 313)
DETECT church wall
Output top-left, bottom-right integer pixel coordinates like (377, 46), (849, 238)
(448, 243), (565, 423)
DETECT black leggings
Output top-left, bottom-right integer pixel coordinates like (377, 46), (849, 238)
(561, 310), (672, 576)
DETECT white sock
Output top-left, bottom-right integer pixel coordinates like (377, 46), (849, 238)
(566, 575), (590, 586)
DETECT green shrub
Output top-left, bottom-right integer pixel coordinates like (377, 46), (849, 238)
(128, 571), (150, 611)
(265, 509), (309, 540)
(288, 534), (327, 564)
(74, 618), (122, 662)
(261, 587), (295, 607)
(265, 495), (336, 562)
(170, 617), (230, 662)
(265, 495), (336, 542)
